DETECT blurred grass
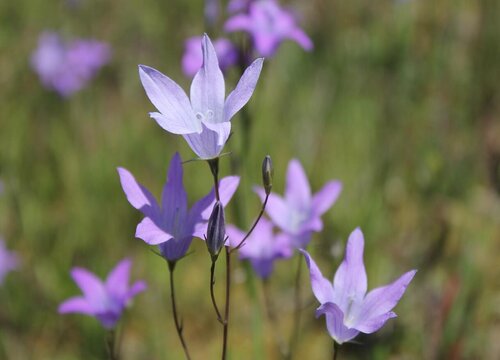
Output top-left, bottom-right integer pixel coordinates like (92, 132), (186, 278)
(1, 0), (499, 358)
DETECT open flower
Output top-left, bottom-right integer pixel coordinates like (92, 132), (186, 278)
(118, 152), (239, 261)
(225, 0), (313, 57)
(138, 34), (263, 159)
(255, 159), (342, 248)
(0, 238), (18, 285)
(182, 36), (238, 77)
(227, 218), (292, 278)
(301, 228), (416, 344)
(59, 258), (146, 329)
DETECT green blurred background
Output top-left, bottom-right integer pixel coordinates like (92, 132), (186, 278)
(1, 0), (499, 358)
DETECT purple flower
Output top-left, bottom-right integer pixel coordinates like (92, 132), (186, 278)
(118, 153), (239, 261)
(31, 31), (110, 97)
(301, 228), (416, 344)
(255, 159), (342, 248)
(138, 34), (263, 159)
(227, 218), (292, 278)
(59, 258), (146, 329)
(225, 0), (313, 57)
(182, 36), (238, 78)
(0, 238), (18, 285)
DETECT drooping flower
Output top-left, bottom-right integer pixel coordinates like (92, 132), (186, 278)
(118, 152), (239, 261)
(301, 228), (416, 344)
(227, 218), (292, 278)
(225, 0), (313, 57)
(31, 31), (110, 97)
(255, 159), (342, 248)
(0, 238), (18, 285)
(59, 258), (146, 329)
(182, 36), (238, 78)
(138, 34), (263, 159)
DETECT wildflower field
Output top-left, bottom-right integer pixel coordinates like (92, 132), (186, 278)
(0, 0), (499, 359)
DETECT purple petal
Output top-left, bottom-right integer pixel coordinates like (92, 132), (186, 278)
(135, 217), (174, 245)
(70, 268), (107, 309)
(316, 302), (360, 344)
(300, 250), (334, 304)
(126, 280), (147, 300)
(224, 14), (252, 32)
(161, 153), (188, 234)
(351, 270), (416, 333)
(224, 58), (264, 122)
(332, 228), (367, 311)
(105, 258), (132, 299)
(58, 296), (94, 315)
(190, 34), (225, 125)
(287, 28), (314, 51)
(285, 159), (311, 210)
(183, 122), (230, 159)
(138, 65), (201, 134)
(226, 224), (246, 248)
(159, 236), (193, 261)
(117, 167), (160, 219)
(255, 187), (290, 232)
(311, 181), (342, 217)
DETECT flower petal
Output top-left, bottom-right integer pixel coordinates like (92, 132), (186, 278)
(287, 28), (314, 51)
(316, 302), (360, 344)
(135, 217), (174, 245)
(190, 34), (225, 124)
(105, 258), (131, 299)
(224, 14), (252, 32)
(161, 153), (188, 235)
(255, 187), (291, 232)
(126, 280), (147, 300)
(58, 296), (94, 315)
(300, 250), (334, 304)
(224, 58), (264, 122)
(138, 65), (201, 134)
(332, 228), (367, 312)
(183, 122), (230, 159)
(70, 268), (107, 310)
(285, 159), (311, 210)
(117, 167), (160, 219)
(311, 181), (342, 217)
(158, 236), (193, 261)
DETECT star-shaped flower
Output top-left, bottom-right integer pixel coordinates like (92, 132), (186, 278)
(118, 152), (239, 261)
(59, 258), (146, 329)
(301, 228), (416, 344)
(138, 34), (263, 159)
(256, 159), (342, 248)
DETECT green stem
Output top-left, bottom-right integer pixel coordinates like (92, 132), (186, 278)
(106, 330), (117, 360)
(221, 246), (231, 360)
(333, 341), (339, 360)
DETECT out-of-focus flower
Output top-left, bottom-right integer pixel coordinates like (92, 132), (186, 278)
(225, 0), (313, 57)
(59, 258), (146, 329)
(205, 0), (220, 26)
(31, 31), (111, 97)
(301, 228), (416, 344)
(182, 36), (238, 77)
(138, 34), (263, 159)
(227, 218), (292, 278)
(255, 159), (342, 248)
(118, 153), (239, 261)
(227, 0), (253, 13)
(0, 238), (18, 285)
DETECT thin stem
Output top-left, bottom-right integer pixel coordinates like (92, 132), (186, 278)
(286, 256), (303, 360)
(333, 341), (339, 360)
(231, 192), (269, 252)
(210, 260), (223, 323)
(168, 262), (192, 360)
(221, 246), (231, 360)
(208, 158), (220, 201)
(263, 279), (288, 358)
(106, 329), (117, 360)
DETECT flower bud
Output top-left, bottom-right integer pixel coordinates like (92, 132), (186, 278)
(262, 155), (273, 195)
(206, 201), (226, 258)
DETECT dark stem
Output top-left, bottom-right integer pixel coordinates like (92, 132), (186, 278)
(168, 262), (192, 360)
(221, 246), (231, 360)
(210, 259), (223, 323)
(333, 341), (339, 360)
(262, 279), (288, 358)
(208, 158), (220, 201)
(106, 329), (117, 360)
(286, 255), (303, 360)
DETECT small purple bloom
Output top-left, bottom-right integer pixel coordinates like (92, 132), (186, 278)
(31, 31), (110, 97)
(227, 0), (253, 13)
(301, 228), (417, 344)
(118, 153), (239, 261)
(227, 218), (292, 278)
(0, 238), (18, 285)
(182, 36), (238, 78)
(59, 258), (146, 329)
(225, 0), (313, 57)
(138, 34), (263, 159)
(256, 159), (342, 248)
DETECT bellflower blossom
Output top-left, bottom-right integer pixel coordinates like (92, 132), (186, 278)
(118, 153), (239, 261)
(225, 0), (313, 57)
(301, 228), (416, 344)
(256, 159), (342, 248)
(182, 36), (238, 78)
(138, 34), (263, 160)
(0, 238), (18, 285)
(59, 258), (147, 329)
(31, 31), (110, 97)
(227, 218), (292, 278)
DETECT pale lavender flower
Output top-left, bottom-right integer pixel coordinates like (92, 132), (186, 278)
(227, 218), (292, 278)
(0, 238), (18, 285)
(301, 228), (416, 344)
(59, 258), (146, 329)
(182, 36), (238, 78)
(31, 31), (110, 97)
(225, 0), (313, 57)
(227, 0), (253, 13)
(118, 153), (239, 261)
(138, 34), (263, 159)
(255, 159), (342, 248)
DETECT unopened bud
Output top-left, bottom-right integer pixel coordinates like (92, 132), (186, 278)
(206, 201), (226, 259)
(262, 155), (273, 195)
